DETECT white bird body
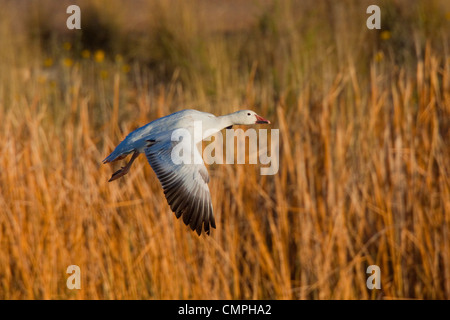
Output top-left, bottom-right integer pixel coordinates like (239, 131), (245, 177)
(103, 109), (270, 235)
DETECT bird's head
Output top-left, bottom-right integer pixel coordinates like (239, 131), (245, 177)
(231, 110), (271, 125)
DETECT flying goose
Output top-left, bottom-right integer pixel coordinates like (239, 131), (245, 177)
(103, 109), (270, 235)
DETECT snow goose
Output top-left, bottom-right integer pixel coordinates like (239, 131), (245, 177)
(103, 109), (270, 236)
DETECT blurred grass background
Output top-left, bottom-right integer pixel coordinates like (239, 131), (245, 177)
(0, 0), (449, 299)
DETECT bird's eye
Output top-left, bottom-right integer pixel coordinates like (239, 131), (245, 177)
(247, 113), (251, 116)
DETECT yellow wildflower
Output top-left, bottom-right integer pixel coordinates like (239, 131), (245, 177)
(94, 50), (105, 63)
(63, 58), (74, 67)
(380, 30), (391, 40)
(44, 58), (53, 68)
(375, 51), (384, 62)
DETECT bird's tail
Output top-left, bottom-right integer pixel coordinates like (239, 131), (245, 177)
(102, 148), (130, 164)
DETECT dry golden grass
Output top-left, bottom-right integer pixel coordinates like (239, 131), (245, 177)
(0, 0), (449, 299)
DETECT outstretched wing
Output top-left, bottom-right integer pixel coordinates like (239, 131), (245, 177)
(145, 139), (216, 235)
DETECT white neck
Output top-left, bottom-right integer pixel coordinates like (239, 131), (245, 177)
(216, 112), (239, 129)
(196, 112), (237, 143)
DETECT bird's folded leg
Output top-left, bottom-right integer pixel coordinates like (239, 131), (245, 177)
(108, 151), (139, 182)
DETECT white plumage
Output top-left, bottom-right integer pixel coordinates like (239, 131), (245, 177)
(103, 109), (270, 235)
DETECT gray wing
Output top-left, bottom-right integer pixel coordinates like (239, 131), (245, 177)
(144, 139), (216, 236)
